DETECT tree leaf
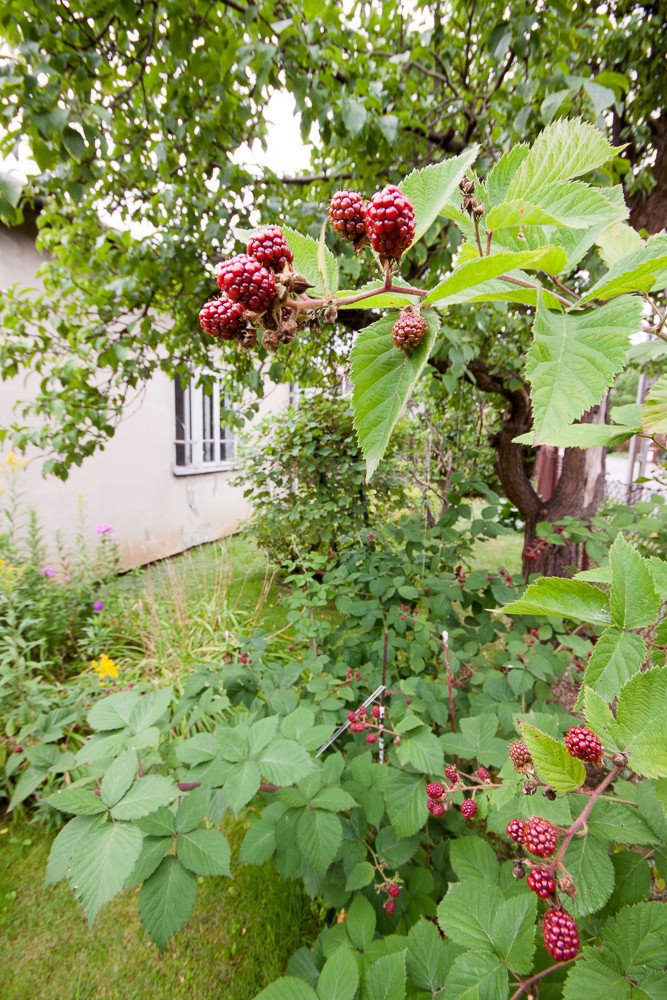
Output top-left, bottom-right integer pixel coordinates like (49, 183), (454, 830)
(239, 817), (277, 865)
(423, 247), (567, 306)
(310, 787), (358, 812)
(579, 629), (647, 703)
(87, 691), (139, 731)
(282, 226), (332, 298)
(444, 950), (509, 1000)
(176, 828), (231, 876)
(317, 219), (339, 296)
(346, 893), (376, 951)
(520, 722), (586, 792)
(501, 577), (611, 624)
(587, 800), (658, 847)
(110, 776), (178, 820)
(562, 835), (615, 916)
(525, 295), (643, 443)
(45, 786), (108, 816)
(563, 957), (631, 1000)
(487, 181), (626, 231)
(512, 118), (622, 197)
(602, 902), (667, 976)
(139, 856), (197, 950)
(100, 749), (138, 807)
(127, 688), (173, 734)
(68, 820), (142, 925)
(580, 236), (667, 302)
(437, 879), (503, 952)
(258, 739), (315, 785)
(448, 836), (500, 884)
(223, 759), (262, 815)
(351, 311), (439, 480)
(345, 861), (375, 890)
(395, 729), (444, 774)
(363, 950), (406, 1000)
(125, 835), (172, 887)
(296, 809), (342, 873)
(45, 815), (102, 885)
(384, 770), (428, 838)
(406, 918), (449, 992)
(175, 784), (212, 833)
(316, 945), (359, 1000)
(609, 534), (661, 630)
(610, 670), (667, 778)
(400, 145), (479, 243)
(255, 980), (318, 1000)
(642, 374), (667, 435)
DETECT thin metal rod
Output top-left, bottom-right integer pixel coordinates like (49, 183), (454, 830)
(316, 684), (386, 756)
(378, 631), (389, 764)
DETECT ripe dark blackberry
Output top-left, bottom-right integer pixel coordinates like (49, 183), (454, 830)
(329, 190), (367, 246)
(509, 741), (533, 775)
(427, 798), (445, 817)
(543, 909), (580, 961)
(460, 799), (478, 819)
(199, 297), (247, 340)
(444, 765), (459, 784)
(564, 726), (603, 765)
(527, 867), (556, 899)
(426, 782), (445, 800)
(522, 817), (558, 858)
(384, 899), (396, 916)
(392, 310), (427, 352)
(246, 225), (293, 272)
(476, 767), (491, 782)
(506, 819), (526, 844)
(387, 884), (400, 898)
(217, 254), (276, 312)
(366, 185), (416, 263)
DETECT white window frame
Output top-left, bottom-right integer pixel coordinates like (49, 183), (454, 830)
(173, 373), (237, 476)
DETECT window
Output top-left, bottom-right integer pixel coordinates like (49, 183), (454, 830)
(174, 374), (236, 474)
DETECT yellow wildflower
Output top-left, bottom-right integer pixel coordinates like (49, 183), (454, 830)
(91, 653), (120, 681)
(5, 452), (27, 469)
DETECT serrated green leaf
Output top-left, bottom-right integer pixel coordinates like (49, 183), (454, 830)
(346, 893), (376, 951)
(501, 577), (611, 624)
(609, 535), (661, 630)
(176, 828), (231, 876)
(400, 145), (479, 243)
(642, 375), (667, 435)
(281, 226), (327, 297)
(384, 770), (428, 837)
(579, 629), (647, 705)
(175, 784), (212, 833)
(45, 815), (102, 885)
(110, 776), (178, 820)
(125, 835), (172, 888)
(603, 902), (667, 976)
(0, 171), (23, 209)
(127, 688), (172, 734)
(137, 805), (176, 837)
(448, 836), (500, 883)
(525, 295), (643, 443)
(406, 919), (449, 993)
(175, 733), (218, 765)
(487, 181), (626, 232)
(310, 787), (357, 812)
(316, 945), (358, 1000)
(513, 118), (622, 197)
(437, 880), (502, 952)
(520, 722), (586, 792)
(588, 800), (658, 846)
(258, 739), (314, 785)
(423, 247), (567, 306)
(87, 691), (139, 731)
(255, 979), (318, 1000)
(395, 729), (444, 774)
(440, 714), (507, 766)
(583, 688), (617, 746)
(68, 820), (142, 925)
(563, 957), (631, 1000)
(445, 950), (509, 1000)
(596, 221), (644, 268)
(364, 950), (406, 1000)
(515, 418), (639, 448)
(337, 281), (421, 310)
(486, 144), (529, 205)
(316, 219), (339, 296)
(351, 311), (439, 480)
(581, 236), (667, 302)
(345, 861), (375, 890)
(563, 835), (615, 916)
(45, 786), (108, 816)
(610, 670), (667, 778)
(494, 892), (537, 975)
(605, 851), (652, 913)
(297, 809), (342, 873)
(100, 749), (138, 807)
(239, 816), (277, 865)
(139, 856), (196, 950)
(223, 759), (261, 815)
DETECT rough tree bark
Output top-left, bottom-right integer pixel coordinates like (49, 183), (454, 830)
(431, 357), (607, 578)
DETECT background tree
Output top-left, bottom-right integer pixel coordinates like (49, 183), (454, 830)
(1, 0), (665, 571)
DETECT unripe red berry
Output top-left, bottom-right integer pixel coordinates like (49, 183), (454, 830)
(393, 737), (401, 746)
(527, 867), (556, 899)
(371, 705), (381, 719)
(387, 884), (400, 898)
(384, 899), (396, 916)
(347, 710), (357, 722)
(460, 799), (478, 819)
(391, 310), (427, 352)
(217, 254), (276, 312)
(509, 741), (533, 775)
(543, 909), (580, 961)
(246, 225), (293, 272)
(522, 817), (558, 858)
(426, 782), (445, 800)
(329, 190), (367, 245)
(366, 185), (415, 263)
(506, 818), (526, 844)
(199, 296), (247, 340)
(444, 765), (459, 784)
(358, 706), (367, 716)
(564, 726), (603, 765)
(366, 733), (377, 744)
(427, 798), (445, 817)
(476, 766), (491, 782)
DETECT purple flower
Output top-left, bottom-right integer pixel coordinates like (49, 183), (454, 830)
(96, 523), (113, 535)
(40, 567), (55, 578)
(64, 575), (72, 583)
(92, 600), (105, 612)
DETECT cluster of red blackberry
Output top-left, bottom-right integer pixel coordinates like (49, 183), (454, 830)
(329, 184), (415, 264)
(425, 763), (492, 819)
(199, 225), (304, 352)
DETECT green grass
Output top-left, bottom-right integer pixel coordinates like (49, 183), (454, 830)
(0, 817), (320, 1000)
(468, 532), (523, 574)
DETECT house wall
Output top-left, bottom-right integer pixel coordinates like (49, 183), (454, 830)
(0, 220), (289, 569)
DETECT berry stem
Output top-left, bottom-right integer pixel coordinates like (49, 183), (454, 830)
(548, 764), (624, 875)
(509, 959), (577, 1000)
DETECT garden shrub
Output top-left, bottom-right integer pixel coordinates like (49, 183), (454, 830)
(235, 391), (414, 565)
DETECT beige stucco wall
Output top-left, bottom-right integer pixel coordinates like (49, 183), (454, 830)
(0, 219), (289, 569)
